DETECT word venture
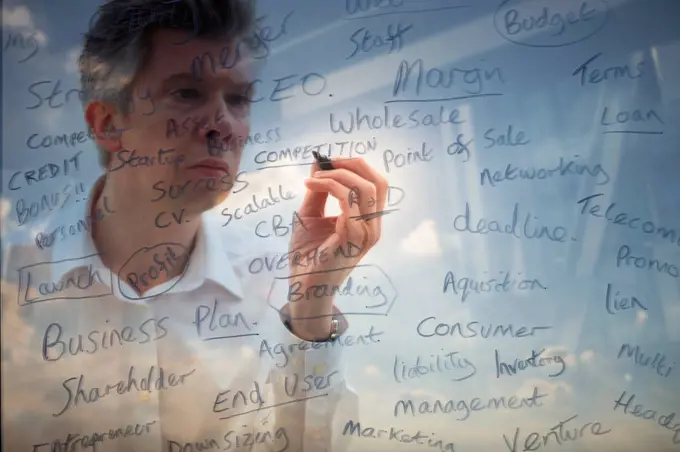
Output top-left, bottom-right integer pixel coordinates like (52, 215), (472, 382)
(32, 420), (157, 452)
(616, 245), (678, 279)
(443, 270), (546, 302)
(480, 156), (610, 188)
(392, 58), (505, 98)
(502, 415), (611, 452)
(22, 264), (106, 304)
(288, 275), (389, 308)
(495, 348), (565, 378)
(195, 299), (257, 341)
(573, 52), (645, 86)
(454, 202), (571, 243)
(613, 391), (680, 445)
(42, 317), (169, 362)
(395, 386), (547, 421)
(222, 185), (296, 227)
(577, 193), (680, 248)
(418, 318), (551, 339)
(54, 365), (196, 417)
(617, 343), (674, 378)
(347, 22), (412, 60)
(330, 105), (464, 134)
(394, 350), (476, 383)
(260, 325), (383, 368)
(343, 420), (454, 452)
(9, 151), (83, 191)
(605, 283), (647, 315)
(167, 427), (289, 452)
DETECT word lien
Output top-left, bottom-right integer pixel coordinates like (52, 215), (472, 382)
(443, 270), (546, 302)
(613, 391), (680, 445)
(343, 421), (455, 452)
(605, 283), (647, 315)
(495, 348), (565, 378)
(502, 415), (611, 452)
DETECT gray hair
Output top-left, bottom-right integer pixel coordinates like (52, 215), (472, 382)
(79, 0), (257, 168)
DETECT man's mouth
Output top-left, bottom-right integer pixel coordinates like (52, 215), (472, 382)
(188, 158), (230, 175)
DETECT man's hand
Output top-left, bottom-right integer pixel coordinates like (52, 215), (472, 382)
(285, 157), (389, 340)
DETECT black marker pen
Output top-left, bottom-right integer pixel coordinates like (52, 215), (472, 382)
(312, 151), (334, 171)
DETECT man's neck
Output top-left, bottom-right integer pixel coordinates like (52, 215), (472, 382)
(90, 177), (200, 295)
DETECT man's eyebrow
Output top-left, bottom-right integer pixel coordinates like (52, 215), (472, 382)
(162, 72), (252, 91)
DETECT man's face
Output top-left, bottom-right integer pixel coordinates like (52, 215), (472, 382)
(108, 30), (253, 216)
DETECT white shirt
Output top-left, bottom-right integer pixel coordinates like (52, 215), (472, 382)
(3, 178), (358, 452)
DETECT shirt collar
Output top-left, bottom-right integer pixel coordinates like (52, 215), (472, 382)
(51, 177), (244, 301)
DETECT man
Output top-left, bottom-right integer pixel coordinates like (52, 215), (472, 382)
(3, 0), (387, 450)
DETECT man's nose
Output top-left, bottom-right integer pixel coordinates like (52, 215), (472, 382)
(200, 111), (233, 157)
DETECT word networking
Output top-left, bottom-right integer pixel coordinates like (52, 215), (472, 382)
(494, 348), (566, 378)
(480, 156), (611, 187)
(259, 326), (383, 368)
(577, 193), (680, 248)
(453, 202), (572, 243)
(393, 350), (477, 383)
(613, 391), (680, 445)
(416, 317), (552, 339)
(394, 386), (548, 420)
(342, 420), (455, 452)
(31, 421), (157, 452)
(167, 427), (289, 452)
(502, 415), (612, 452)
(8, 150), (83, 191)
(617, 343), (674, 378)
(54, 365), (197, 417)
(442, 270), (547, 302)
(41, 317), (169, 362)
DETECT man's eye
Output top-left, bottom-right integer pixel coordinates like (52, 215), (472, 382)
(226, 94), (252, 107)
(171, 89), (201, 100)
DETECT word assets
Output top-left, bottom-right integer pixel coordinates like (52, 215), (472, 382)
(605, 283), (647, 315)
(480, 156), (610, 187)
(394, 386), (547, 420)
(617, 343), (674, 378)
(453, 202), (571, 243)
(417, 317), (552, 339)
(577, 193), (680, 248)
(394, 350), (476, 383)
(221, 185), (296, 227)
(42, 317), (169, 362)
(343, 421), (455, 452)
(443, 270), (546, 302)
(613, 391), (680, 445)
(495, 348), (566, 378)
(167, 428), (289, 452)
(259, 325), (383, 368)
(54, 365), (196, 417)
(347, 23), (413, 60)
(502, 414), (611, 452)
